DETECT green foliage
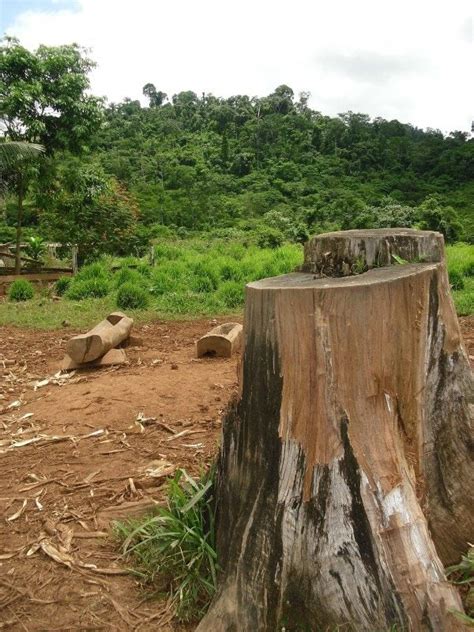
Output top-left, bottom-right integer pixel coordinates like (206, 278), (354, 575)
(65, 277), (110, 300)
(256, 226), (285, 249)
(446, 546), (474, 624)
(114, 267), (148, 289)
(54, 276), (71, 296)
(8, 279), (34, 302)
(217, 280), (245, 308)
(116, 282), (149, 310)
(24, 236), (46, 264)
(1, 36), (103, 152)
(41, 162), (139, 262)
(115, 469), (217, 622)
(75, 261), (110, 282)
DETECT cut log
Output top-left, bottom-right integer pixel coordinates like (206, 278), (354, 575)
(66, 312), (133, 364)
(196, 323), (242, 358)
(61, 348), (128, 371)
(198, 229), (473, 632)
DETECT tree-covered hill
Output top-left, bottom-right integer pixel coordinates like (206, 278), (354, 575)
(1, 39), (473, 254)
(91, 84), (473, 240)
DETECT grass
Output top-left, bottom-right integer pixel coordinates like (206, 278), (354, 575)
(0, 239), (472, 329)
(446, 545), (474, 625)
(114, 469), (217, 622)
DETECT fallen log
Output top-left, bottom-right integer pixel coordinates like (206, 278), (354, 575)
(198, 229), (473, 632)
(196, 323), (242, 358)
(66, 312), (133, 364)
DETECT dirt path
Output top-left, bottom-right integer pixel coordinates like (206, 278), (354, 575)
(0, 316), (472, 631)
(0, 319), (239, 631)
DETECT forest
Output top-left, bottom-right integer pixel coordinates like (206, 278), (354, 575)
(1, 36), (473, 262)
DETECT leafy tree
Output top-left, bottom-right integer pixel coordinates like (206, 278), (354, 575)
(1, 37), (103, 268)
(1, 36), (103, 152)
(41, 162), (139, 262)
(415, 195), (463, 242)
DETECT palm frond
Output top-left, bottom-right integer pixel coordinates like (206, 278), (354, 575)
(0, 141), (45, 169)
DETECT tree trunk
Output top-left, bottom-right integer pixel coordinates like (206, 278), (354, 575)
(14, 173), (24, 276)
(198, 229), (473, 632)
(66, 312), (133, 364)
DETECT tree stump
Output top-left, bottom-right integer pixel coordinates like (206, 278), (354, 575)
(198, 229), (473, 632)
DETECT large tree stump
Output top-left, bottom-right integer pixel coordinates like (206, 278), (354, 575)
(198, 229), (473, 632)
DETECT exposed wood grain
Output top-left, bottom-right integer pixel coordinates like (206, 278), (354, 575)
(199, 230), (473, 632)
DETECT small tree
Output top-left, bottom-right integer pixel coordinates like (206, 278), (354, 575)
(0, 141), (44, 273)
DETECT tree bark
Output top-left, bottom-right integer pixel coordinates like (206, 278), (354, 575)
(66, 312), (133, 364)
(198, 229), (473, 632)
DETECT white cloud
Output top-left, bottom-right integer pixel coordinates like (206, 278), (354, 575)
(6, 0), (473, 132)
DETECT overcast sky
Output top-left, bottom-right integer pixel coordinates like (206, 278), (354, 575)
(1, 0), (473, 133)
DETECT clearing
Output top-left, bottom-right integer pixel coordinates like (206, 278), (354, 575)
(0, 316), (472, 631)
(0, 318), (239, 631)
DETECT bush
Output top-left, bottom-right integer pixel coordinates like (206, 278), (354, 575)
(114, 267), (148, 289)
(116, 282), (149, 310)
(66, 277), (110, 300)
(256, 226), (285, 249)
(55, 277), (71, 296)
(217, 280), (245, 308)
(75, 261), (110, 282)
(8, 279), (34, 302)
(115, 469), (217, 622)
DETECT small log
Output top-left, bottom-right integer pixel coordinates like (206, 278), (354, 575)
(66, 312), (133, 364)
(196, 323), (242, 358)
(199, 229), (473, 632)
(61, 348), (128, 371)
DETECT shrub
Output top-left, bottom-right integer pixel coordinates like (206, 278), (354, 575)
(256, 226), (285, 249)
(115, 469), (217, 622)
(217, 258), (244, 282)
(188, 261), (220, 292)
(116, 282), (149, 310)
(151, 270), (181, 296)
(55, 276), (71, 296)
(66, 277), (110, 300)
(217, 280), (245, 308)
(75, 261), (110, 282)
(154, 243), (184, 262)
(8, 279), (34, 302)
(114, 267), (148, 289)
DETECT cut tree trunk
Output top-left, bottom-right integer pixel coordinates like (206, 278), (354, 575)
(198, 229), (473, 632)
(196, 323), (243, 358)
(66, 312), (133, 364)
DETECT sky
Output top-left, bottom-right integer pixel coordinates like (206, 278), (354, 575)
(1, 0), (473, 133)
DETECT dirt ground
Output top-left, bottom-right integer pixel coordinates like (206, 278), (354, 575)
(0, 316), (472, 631)
(0, 318), (240, 631)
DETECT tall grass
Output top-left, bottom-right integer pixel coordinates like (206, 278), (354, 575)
(1, 239), (472, 329)
(115, 469), (217, 622)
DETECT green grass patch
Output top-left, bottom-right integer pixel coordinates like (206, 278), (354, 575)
(115, 469), (217, 622)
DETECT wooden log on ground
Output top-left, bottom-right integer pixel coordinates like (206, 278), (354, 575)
(198, 229), (473, 632)
(61, 348), (128, 370)
(196, 323), (242, 358)
(66, 312), (133, 364)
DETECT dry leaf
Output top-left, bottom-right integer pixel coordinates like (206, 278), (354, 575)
(6, 499), (27, 522)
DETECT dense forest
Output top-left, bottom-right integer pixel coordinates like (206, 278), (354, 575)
(1, 38), (473, 261)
